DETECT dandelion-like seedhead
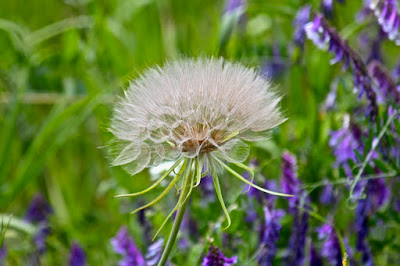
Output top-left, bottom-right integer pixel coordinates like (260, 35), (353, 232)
(110, 58), (288, 234)
(110, 58), (284, 174)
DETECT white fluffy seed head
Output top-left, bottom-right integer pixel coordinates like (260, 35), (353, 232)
(109, 58), (286, 175)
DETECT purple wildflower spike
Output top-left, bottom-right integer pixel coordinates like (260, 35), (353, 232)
(69, 242), (86, 266)
(355, 199), (374, 266)
(281, 151), (300, 195)
(25, 194), (52, 223)
(202, 244), (237, 266)
(368, 60), (400, 103)
(293, 5), (312, 49)
(288, 205), (309, 265)
(111, 227), (146, 266)
(317, 224), (342, 266)
(257, 207), (285, 265)
(305, 13), (378, 119)
(370, 0), (400, 45)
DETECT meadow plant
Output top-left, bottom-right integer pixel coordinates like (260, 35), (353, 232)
(109, 58), (289, 265)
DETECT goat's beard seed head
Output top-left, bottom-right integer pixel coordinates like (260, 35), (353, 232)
(109, 58), (286, 175)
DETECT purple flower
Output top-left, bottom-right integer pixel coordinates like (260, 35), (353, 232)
(202, 244), (237, 266)
(25, 194), (52, 223)
(329, 116), (364, 176)
(69, 242), (86, 266)
(260, 45), (287, 78)
(257, 207), (285, 265)
(287, 206), (309, 265)
(309, 245), (323, 266)
(393, 60), (400, 81)
(305, 14), (378, 119)
(281, 151), (301, 211)
(111, 227), (146, 266)
(281, 151), (300, 195)
(355, 199), (374, 266)
(319, 184), (336, 205)
(367, 177), (390, 212)
(368, 60), (400, 103)
(321, 0), (334, 17)
(225, 0), (245, 14)
(293, 5), (312, 49)
(317, 224), (342, 266)
(370, 0), (400, 45)
(0, 245), (6, 266)
(145, 239), (164, 266)
(25, 194), (52, 254)
(321, 79), (338, 112)
(34, 222), (51, 254)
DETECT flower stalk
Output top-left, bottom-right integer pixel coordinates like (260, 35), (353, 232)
(157, 159), (193, 266)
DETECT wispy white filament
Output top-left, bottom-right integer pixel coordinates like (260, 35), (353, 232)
(109, 58), (285, 175)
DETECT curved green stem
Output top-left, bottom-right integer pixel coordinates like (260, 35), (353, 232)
(114, 157), (184, 198)
(157, 159), (193, 266)
(213, 156), (293, 197)
(130, 160), (187, 214)
(211, 168), (231, 230)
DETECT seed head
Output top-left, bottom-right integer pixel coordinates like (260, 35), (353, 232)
(109, 58), (285, 175)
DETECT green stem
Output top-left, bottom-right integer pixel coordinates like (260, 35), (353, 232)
(157, 159), (193, 266)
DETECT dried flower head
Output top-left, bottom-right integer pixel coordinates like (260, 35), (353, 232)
(110, 58), (284, 173)
(110, 58), (288, 236)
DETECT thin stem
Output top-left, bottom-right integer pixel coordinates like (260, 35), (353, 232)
(349, 111), (398, 200)
(114, 157), (184, 198)
(157, 159), (193, 266)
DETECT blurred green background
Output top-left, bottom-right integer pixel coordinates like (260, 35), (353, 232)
(1, 0), (399, 265)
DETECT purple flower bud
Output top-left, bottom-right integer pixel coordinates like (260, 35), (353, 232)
(293, 5), (312, 49)
(370, 0), (400, 45)
(25, 194), (52, 224)
(368, 60), (400, 103)
(69, 242), (86, 266)
(317, 224), (342, 266)
(111, 227), (146, 266)
(321, 0), (334, 18)
(202, 244), (237, 266)
(257, 207), (285, 265)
